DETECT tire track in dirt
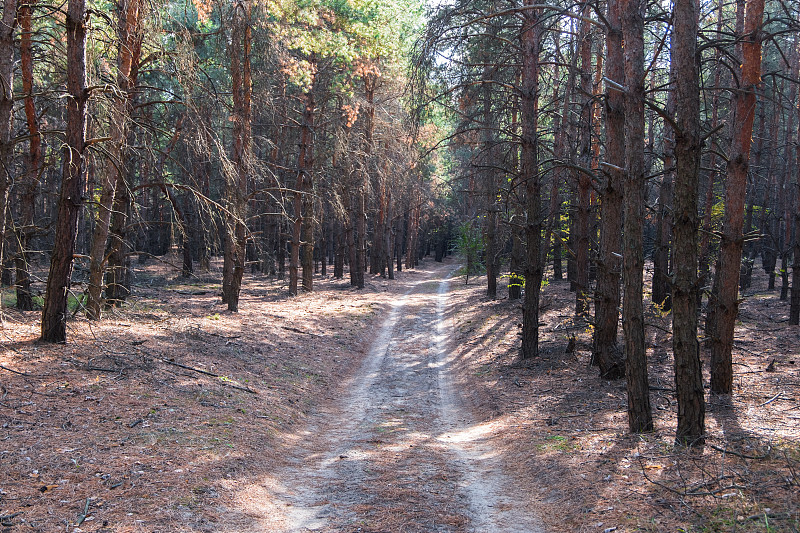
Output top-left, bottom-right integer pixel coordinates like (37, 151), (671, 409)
(265, 263), (547, 532)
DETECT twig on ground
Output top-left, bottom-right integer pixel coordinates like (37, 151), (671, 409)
(759, 392), (784, 407)
(76, 498), (90, 526)
(639, 457), (748, 497)
(281, 325), (321, 337)
(0, 364), (28, 376)
(157, 358), (258, 394)
(709, 444), (771, 460)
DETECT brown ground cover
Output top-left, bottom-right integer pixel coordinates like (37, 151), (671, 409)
(446, 266), (799, 532)
(0, 255), (797, 532)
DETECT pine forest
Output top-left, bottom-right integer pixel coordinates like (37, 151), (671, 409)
(0, 0), (799, 529)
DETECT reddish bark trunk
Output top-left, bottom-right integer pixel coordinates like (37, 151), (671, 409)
(0, 0), (15, 313)
(86, 0), (142, 319)
(708, 0), (765, 394)
(16, 0), (38, 311)
(222, 0), (252, 310)
(41, 0), (88, 343)
(593, 0), (625, 379)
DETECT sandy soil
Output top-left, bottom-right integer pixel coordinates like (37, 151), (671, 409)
(255, 261), (545, 532)
(0, 254), (797, 532)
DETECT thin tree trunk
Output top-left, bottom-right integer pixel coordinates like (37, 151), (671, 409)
(575, 15), (592, 317)
(301, 90), (315, 292)
(791, 49), (800, 324)
(16, 0), (39, 311)
(86, 0), (141, 319)
(698, 1), (724, 298)
(106, 20), (144, 306)
(0, 0), (15, 317)
(652, 60), (675, 312)
(41, 0), (87, 342)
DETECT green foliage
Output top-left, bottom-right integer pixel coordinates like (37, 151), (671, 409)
(454, 221), (483, 284)
(0, 290), (84, 311)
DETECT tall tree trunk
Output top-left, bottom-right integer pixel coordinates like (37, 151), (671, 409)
(543, 32), (565, 283)
(16, 0), (39, 311)
(386, 190), (394, 280)
(520, 2), (542, 360)
(592, 0), (625, 378)
(480, 54), (498, 298)
(300, 89), (315, 292)
(652, 59), (676, 312)
(621, 0), (653, 432)
(698, 0), (724, 299)
(791, 50), (800, 324)
(222, 0), (251, 310)
(574, 15), (592, 317)
(355, 73), (375, 289)
(41, 0), (87, 342)
(0, 0), (15, 315)
(106, 15), (144, 306)
(671, 0), (705, 446)
(708, 0), (765, 393)
(86, 0), (141, 320)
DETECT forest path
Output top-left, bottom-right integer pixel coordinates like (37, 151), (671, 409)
(259, 261), (546, 532)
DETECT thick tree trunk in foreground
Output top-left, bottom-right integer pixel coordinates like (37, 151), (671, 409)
(222, 0), (252, 311)
(708, 0), (765, 393)
(520, 2), (542, 360)
(672, 0), (705, 446)
(42, 0), (88, 342)
(592, 0), (625, 379)
(621, 0), (653, 432)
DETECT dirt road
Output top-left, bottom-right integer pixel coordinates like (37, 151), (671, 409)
(261, 262), (546, 532)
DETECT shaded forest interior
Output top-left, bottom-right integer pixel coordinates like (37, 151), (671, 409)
(0, 0), (799, 529)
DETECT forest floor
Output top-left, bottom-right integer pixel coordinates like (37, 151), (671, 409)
(0, 254), (797, 532)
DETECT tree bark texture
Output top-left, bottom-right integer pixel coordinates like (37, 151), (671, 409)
(41, 0), (88, 342)
(671, 0), (705, 446)
(0, 0), (15, 313)
(301, 89), (315, 293)
(621, 0), (653, 432)
(222, 0), (251, 310)
(791, 51), (800, 324)
(575, 16), (592, 317)
(593, 0), (625, 379)
(520, 3), (542, 360)
(15, 0), (40, 311)
(708, 0), (765, 393)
